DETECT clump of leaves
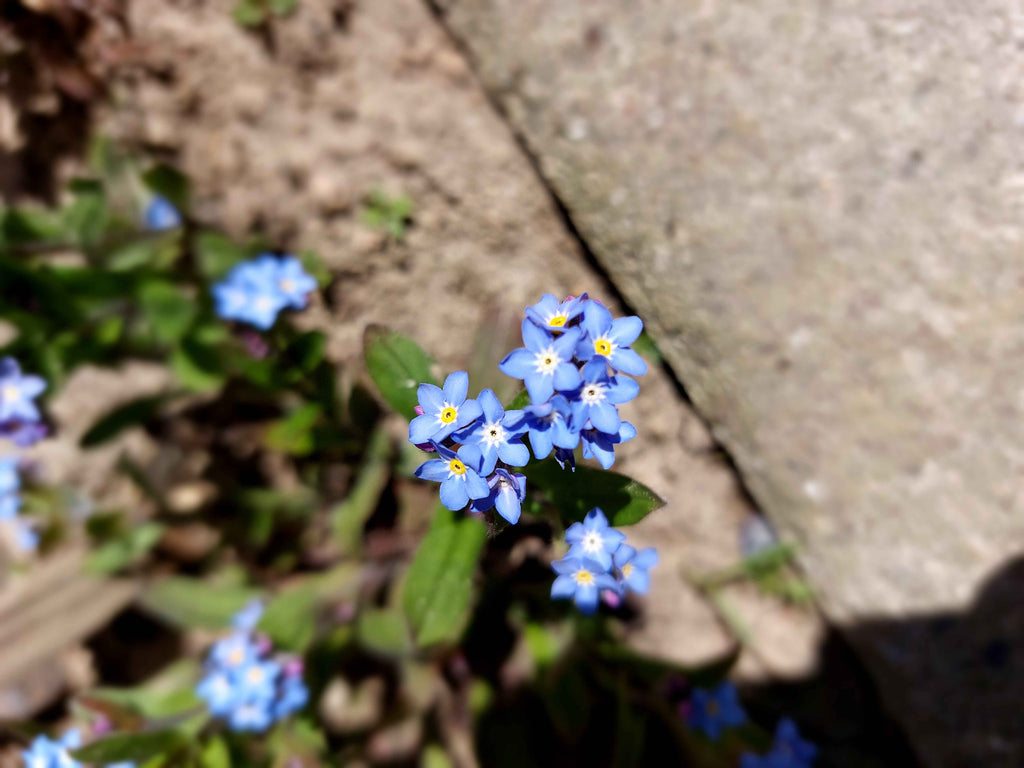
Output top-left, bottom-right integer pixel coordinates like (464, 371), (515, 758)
(361, 189), (414, 242)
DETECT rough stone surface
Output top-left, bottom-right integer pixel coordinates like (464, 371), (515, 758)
(435, 1), (1024, 765)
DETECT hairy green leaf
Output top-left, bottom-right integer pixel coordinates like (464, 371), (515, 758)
(363, 325), (436, 420)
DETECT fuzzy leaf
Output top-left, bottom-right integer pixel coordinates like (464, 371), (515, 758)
(363, 325), (437, 420)
(525, 459), (664, 527)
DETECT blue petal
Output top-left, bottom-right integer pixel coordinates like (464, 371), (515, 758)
(589, 401), (621, 434)
(477, 445), (499, 476)
(564, 521), (585, 544)
(551, 556), (583, 575)
(528, 427), (553, 460)
(551, 574), (577, 599)
(625, 570), (651, 594)
(498, 348), (535, 379)
(575, 335), (596, 361)
(608, 347), (648, 376)
(619, 421), (638, 442)
(585, 508), (610, 529)
(521, 318), (552, 352)
(417, 383), (445, 413)
(18, 376), (46, 398)
(551, 327), (581, 358)
(634, 547), (659, 569)
(582, 300), (612, 337)
(439, 478), (469, 510)
(455, 398), (483, 428)
(609, 315), (643, 347)
(443, 370), (469, 404)
(580, 358), (608, 384)
(498, 440), (530, 467)
(409, 414), (438, 444)
(457, 443), (485, 472)
(495, 487), (522, 524)
(553, 362), (581, 392)
(574, 584), (599, 614)
(524, 371), (554, 404)
(465, 471), (491, 500)
(613, 544), (637, 569)
(477, 388), (503, 423)
(551, 420), (580, 449)
(594, 572), (619, 591)
(501, 409), (527, 434)
(607, 376), (639, 404)
(414, 459), (449, 482)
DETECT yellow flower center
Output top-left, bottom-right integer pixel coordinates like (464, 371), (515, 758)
(280, 278), (295, 293)
(440, 406), (457, 424)
(228, 647), (245, 666)
(574, 569), (594, 585)
(621, 563), (634, 578)
(594, 338), (612, 356)
(549, 315), (567, 328)
(449, 458), (466, 475)
(248, 667), (264, 683)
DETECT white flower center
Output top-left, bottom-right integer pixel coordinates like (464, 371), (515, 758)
(1, 385), (18, 402)
(254, 295), (275, 312)
(533, 346), (561, 375)
(481, 421), (506, 449)
(582, 531), (602, 553)
(280, 278), (296, 293)
(580, 382), (606, 405)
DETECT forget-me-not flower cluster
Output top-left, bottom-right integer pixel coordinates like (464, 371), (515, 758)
(687, 681), (748, 741)
(549, 507), (658, 614)
(211, 254), (317, 330)
(408, 294), (647, 523)
(196, 601), (309, 732)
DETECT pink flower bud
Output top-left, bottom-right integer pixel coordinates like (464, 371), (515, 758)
(414, 405), (425, 416)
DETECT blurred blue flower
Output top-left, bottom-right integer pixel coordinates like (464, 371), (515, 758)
(0, 493), (21, 519)
(564, 508), (625, 571)
(753, 718), (818, 767)
(613, 544), (659, 596)
(453, 388), (529, 475)
(414, 441), (491, 511)
(499, 320), (581, 404)
(524, 293), (588, 332)
(550, 556), (618, 615)
(408, 371), (482, 445)
(575, 300), (647, 376)
(0, 357), (46, 424)
(143, 195), (182, 230)
(0, 457), (19, 496)
(688, 682), (747, 740)
(211, 257), (287, 330)
(22, 728), (82, 768)
(232, 599), (264, 632)
(0, 420), (48, 447)
(270, 254), (318, 309)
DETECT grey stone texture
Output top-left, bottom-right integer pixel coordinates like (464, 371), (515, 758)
(435, 1), (1024, 765)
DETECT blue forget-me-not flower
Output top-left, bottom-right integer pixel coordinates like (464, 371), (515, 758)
(144, 195), (182, 230)
(414, 441), (491, 512)
(453, 388), (528, 475)
(575, 300), (647, 376)
(550, 556), (619, 615)
(565, 508), (626, 571)
(499, 320), (582, 405)
(688, 681), (747, 740)
(408, 371), (482, 445)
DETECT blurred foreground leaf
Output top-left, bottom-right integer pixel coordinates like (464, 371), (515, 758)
(81, 394), (172, 448)
(330, 425), (391, 552)
(401, 506), (486, 648)
(357, 608), (411, 657)
(72, 730), (188, 764)
(142, 164), (190, 212)
(141, 576), (261, 629)
(363, 325), (436, 420)
(87, 522), (165, 574)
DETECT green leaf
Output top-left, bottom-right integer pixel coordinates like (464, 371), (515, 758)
(423, 745), (454, 768)
(258, 586), (317, 652)
(357, 608), (411, 657)
(286, 330), (326, 373)
(525, 459), (664, 527)
(330, 426), (391, 553)
(0, 205), (65, 247)
(363, 325), (436, 420)
(141, 577), (261, 629)
(81, 394), (171, 448)
(195, 231), (247, 280)
(106, 234), (181, 271)
(142, 164), (190, 212)
(401, 506), (486, 648)
(138, 280), (196, 343)
(72, 730), (188, 764)
(299, 250), (330, 286)
(200, 736), (231, 768)
(171, 341), (226, 392)
(64, 178), (109, 249)
(264, 402), (322, 456)
(269, 0), (298, 15)
(232, 0), (267, 26)
(86, 522), (165, 574)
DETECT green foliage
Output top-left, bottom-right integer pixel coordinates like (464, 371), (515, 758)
(142, 164), (191, 212)
(72, 730), (190, 764)
(363, 325), (437, 420)
(361, 189), (414, 241)
(81, 394), (173, 447)
(402, 506), (487, 648)
(232, 0), (299, 27)
(357, 608), (412, 657)
(87, 522), (165, 574)
(141, 577), (262, 629)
